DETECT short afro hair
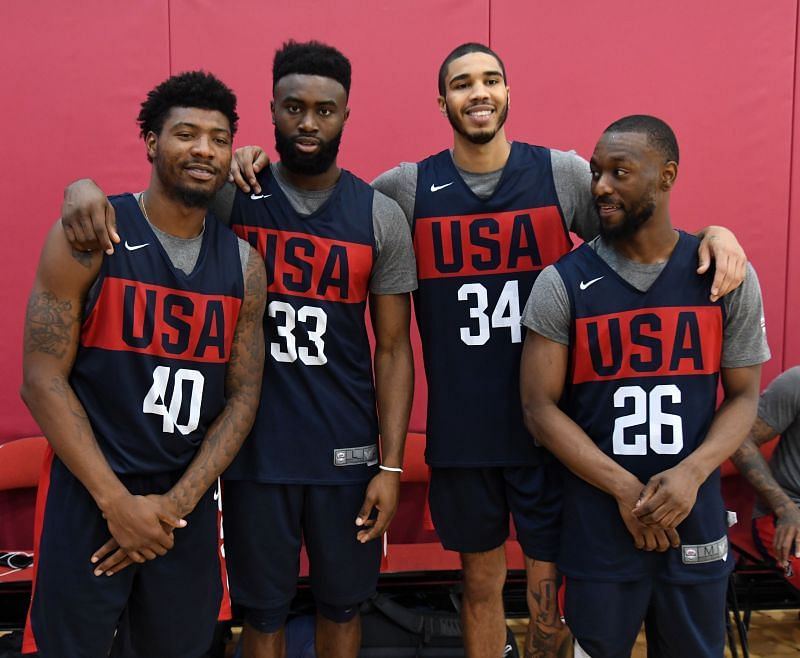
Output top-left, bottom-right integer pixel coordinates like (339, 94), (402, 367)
(137, 70), (239, 139)
(273, 40), (351, 96)
(603, 115), (680, 164)
(438, 42), (506, 96)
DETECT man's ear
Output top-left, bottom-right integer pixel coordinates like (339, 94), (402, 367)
(438, 95), (447, 117)
(661, 161), (678, 190)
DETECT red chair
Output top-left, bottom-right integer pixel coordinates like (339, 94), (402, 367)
(0, 436), (48, 551)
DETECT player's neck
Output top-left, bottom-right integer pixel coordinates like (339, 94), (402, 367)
(451, 130), (511, 173)
(140, 184), (206, 239)
(611, 215), (678, 264)
(278, 161), (341, 191)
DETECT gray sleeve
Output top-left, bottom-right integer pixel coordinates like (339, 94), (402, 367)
(550, 149), (599, 241)
(371, 163), (417, 226)
(236, 237), (250, 279)
(720, 262), (771, 368)
(759, 367), (800, 435)
(521, 265), (571, 345)
(207, 181), (236, 226)
(369, 191), (418, 295)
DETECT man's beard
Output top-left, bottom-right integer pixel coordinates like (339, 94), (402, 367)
(275, 127), (342, 175)
(445, 97), (509, 145)
(154, 153), (218, 209)
(597, 193), (656, 241)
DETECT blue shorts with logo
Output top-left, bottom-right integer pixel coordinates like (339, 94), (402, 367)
(25, 454), (221, 658)
(565, 576), (728, 658)
(223, 480), (381, 632)
(428, 462), (563, 560)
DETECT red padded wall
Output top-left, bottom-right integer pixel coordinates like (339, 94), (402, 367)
(2, 1), (798, 440)
(785, 4), (800, 367)
(1, 1), (170, 439)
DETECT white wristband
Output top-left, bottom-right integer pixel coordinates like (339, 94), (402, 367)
(379, 464), (403, 473)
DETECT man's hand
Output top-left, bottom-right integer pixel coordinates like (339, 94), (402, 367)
(98, 493), (186, 572)
(91, 495), (186, 576)
(230, 145), (270, 194)
(355, 470), (400, 543)
(61, 179), (119, 255)
(696, 225), (746, 302)
(773, 505), (800, 567)
(618, 500), (681, 551)
(632, 463), (704, 529)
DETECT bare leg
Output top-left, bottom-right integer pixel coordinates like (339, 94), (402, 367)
(315, 613), (361, 658)
(461, 546), (508, 658)
(240, 623), (286, 658)
(523, 557), (569, 658)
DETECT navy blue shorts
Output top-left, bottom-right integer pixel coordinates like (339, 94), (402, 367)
(25, 454), (222, 658)
(428, 464), (562, 559)
(223, 481), (381, 632)
(565, 576), (728, 658)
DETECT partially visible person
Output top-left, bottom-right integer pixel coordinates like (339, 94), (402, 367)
(20, 71), (266, 657)
(58, 42), (748, 658)
(731, 366), (800, 587)
(51, 41), (416, 658)
(520, 115), (768, 657)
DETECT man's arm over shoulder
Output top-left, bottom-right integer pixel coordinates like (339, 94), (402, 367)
(550, 149), (598, 242)
(166, 246), (267, 517)
(369, 191), (417, 295)
(371, 163), (418, 225)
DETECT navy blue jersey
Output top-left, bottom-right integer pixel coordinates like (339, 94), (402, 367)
(71, 194), (244, 475)
(226, 168), (379, 484)
(555, 232), (730, 583)
(413, 143), (572, 466)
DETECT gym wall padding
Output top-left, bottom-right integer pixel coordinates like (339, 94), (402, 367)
(2, 0), (798, 440)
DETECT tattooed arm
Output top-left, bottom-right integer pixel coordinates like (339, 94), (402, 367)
(21, 221), (179, 566)
(91, 246), (267, 575)
(730, 416), (800, 566)
(167, 246), (266, 513)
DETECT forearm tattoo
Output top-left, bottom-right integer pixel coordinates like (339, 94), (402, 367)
(168, 253), (267, 516)
(25, 291), (76, 357)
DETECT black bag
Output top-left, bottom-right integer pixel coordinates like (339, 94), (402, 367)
(358, 593), (519, 658)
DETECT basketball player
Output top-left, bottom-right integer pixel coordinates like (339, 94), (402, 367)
(56, 41), (415, 658)
(225, 44), (749, 658)
(20, 71), (267, 657)
(519, 115), (768, 657)
(59, 44), (746, 658)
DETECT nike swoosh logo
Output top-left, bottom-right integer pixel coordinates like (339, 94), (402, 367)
(430, 182), (454, 192)
(250, 193), (272, 200)
(579, 276), (604, 290)
(124, 241), (150, 252)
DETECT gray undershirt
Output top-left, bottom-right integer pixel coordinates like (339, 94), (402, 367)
(754, 367), (800, 516)
(522, 235), (771, 369)
(134, 192), (249, 277)
(209, 163), (417, 295)
(370, 146), (600, 241)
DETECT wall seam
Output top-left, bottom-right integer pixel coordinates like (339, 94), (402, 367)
(167, 0), (173, 74)
(783, 0), (800, 370)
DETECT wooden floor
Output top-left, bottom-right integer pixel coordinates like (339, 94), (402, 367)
(508, 610), (800, 657)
